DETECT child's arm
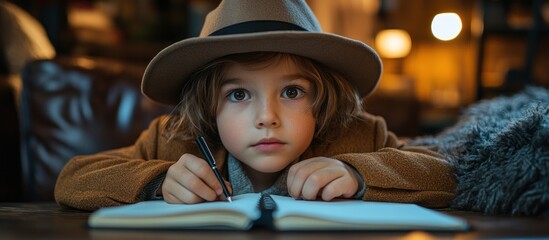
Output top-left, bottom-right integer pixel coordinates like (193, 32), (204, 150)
(295, 112), (456, 208)
(54, 116), (196, 210)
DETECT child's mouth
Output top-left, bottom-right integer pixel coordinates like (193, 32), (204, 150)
(252, 138), (285, 152)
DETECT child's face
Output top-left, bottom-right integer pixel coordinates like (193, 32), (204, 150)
(216, 59), (316, 174)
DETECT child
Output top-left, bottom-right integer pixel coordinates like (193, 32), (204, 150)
(55, 0), (455, 211)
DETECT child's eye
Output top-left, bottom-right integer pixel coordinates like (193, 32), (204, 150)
(281, 86), (305, 99)
(227, 89), (250, 102)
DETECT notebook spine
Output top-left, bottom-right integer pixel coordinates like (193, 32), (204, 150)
(253, 193), (277, 230)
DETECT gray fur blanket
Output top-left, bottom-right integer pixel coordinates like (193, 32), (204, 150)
(410, 86), (549, 218)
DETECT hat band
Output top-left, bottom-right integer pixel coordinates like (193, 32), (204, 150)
(209, 20), (307, 36)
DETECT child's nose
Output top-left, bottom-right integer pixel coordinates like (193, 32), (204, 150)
(255, 100), (280, 128)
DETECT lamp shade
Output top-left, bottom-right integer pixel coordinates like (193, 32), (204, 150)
(375, 29), (412, 58)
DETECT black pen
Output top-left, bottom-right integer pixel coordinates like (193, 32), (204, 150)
(195, 136), (232, 203)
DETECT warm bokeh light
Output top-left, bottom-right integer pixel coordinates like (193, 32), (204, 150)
(431, 13), (462, 41)
(375, 29), (412, 58)
(402, 231), (439, 240)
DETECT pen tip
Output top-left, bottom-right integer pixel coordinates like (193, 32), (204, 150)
(227, 197), (233, 203)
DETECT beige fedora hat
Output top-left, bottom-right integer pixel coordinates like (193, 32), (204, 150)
(142, 0), (382, 105)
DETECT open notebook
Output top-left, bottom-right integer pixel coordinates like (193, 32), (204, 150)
(88, 193), (469, 231)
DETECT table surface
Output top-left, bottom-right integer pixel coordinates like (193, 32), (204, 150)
(1, 202), (548, 240)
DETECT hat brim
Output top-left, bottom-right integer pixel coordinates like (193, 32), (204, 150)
(142, 31), (382, 105)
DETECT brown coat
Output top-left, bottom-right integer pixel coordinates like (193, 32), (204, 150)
(55, 112), (456, 211)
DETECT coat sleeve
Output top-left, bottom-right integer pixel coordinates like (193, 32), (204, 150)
(324, 113), (456, 208)
(54, 116), (186, 211)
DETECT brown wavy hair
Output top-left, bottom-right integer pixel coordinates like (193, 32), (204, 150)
(163, 52), (362, 145)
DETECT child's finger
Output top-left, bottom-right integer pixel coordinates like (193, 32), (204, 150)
(217, 180), (233, 201)
(286, 159), (312, 186)
(166, 154), (218, 202)
(319, 177), (350, 201)
(300, 167), (343, 200)
(162, 178), (204, 204)
(175, 185), (207, 204)
(178, 165), (219, 201)
(287, 160), (328, 199)
(182, 155), (226, 197)
(164, 162), (217, 202)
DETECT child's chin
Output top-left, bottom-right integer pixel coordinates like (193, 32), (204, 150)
(252, 165), (287, 173)
(239, 154), (297, 172)
(250, 161), (292, 173)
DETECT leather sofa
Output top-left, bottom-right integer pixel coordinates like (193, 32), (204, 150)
(18, 56), (171, 201)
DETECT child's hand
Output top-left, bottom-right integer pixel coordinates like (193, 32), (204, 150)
(287, 157), (359, 201)
(161, 153), (232, 204)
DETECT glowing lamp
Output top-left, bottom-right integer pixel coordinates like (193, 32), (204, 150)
(375, 29), (412, 59)
(431, 13), (462, 41)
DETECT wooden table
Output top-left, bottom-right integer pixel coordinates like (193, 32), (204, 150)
(1, 202), (548, 239)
